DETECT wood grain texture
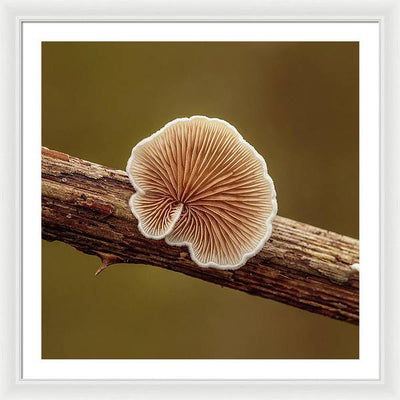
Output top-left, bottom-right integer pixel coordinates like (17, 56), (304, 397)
(41, 147), (359, 324)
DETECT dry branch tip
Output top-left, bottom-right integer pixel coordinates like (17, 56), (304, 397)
(95, 252), (123, 276)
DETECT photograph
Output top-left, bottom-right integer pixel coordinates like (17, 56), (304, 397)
(41, 41), (359, 360)
(2, 0), (399, 393)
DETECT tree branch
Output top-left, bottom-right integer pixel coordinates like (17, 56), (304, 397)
(42, 147), (359, 325)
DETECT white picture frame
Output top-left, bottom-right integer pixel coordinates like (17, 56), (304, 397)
(1, 0), (398, 399)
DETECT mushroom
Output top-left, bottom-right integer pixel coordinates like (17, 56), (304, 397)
(126, 116), (277, 269)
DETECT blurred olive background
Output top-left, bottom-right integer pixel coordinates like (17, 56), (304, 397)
(42, 42), (359, 359)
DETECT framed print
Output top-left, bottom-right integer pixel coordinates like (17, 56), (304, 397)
(24, 19), (377, 379)
(0, 0), (399, 399)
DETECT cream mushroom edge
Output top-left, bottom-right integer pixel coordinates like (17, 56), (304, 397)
(126, 116), (278, 270)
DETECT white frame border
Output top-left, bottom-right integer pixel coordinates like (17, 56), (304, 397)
(21, 20), (379, 382)
(1, 0), (398, 399)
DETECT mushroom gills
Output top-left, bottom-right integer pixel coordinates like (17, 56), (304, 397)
(126, 116), (277, 269)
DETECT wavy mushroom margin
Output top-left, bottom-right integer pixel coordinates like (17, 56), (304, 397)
(126, 115), (278, 270)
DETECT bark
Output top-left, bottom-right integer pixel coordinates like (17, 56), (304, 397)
(41, 147), (359, 324)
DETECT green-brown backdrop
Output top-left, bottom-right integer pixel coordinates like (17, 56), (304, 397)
(42, 42), (359, 359)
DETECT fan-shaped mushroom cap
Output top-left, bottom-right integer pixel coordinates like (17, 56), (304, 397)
(126, 116), (277, 270)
